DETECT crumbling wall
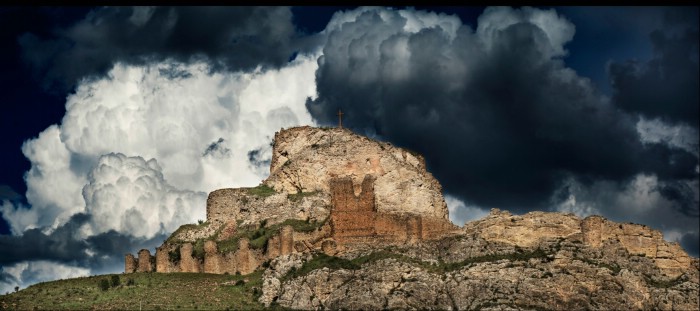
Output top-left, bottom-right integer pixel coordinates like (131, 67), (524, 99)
(137, 249), (153, 272)
(204, 187), (330, 229)
(233, 239), (260, 275)
(179, 243), (201, 273)
(206, 188), (244, 226)
(329, 176), (377, 242)
(329, 175), (454, 245)
(125, 254), (137, 273)
(204, 241), (228, 274)
(156, 245), (179, 273)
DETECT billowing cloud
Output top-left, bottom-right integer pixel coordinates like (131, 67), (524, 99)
(19, 6), (308, 92)
(550, 174), (699, 256)
(1, 51), (318, 286)
(306, 6), (698, 257)
(3, 54), (317, 235)
(445, 195), (489, 226)
(307, 6), (697, 212)
(81, 153), (206, 239)
(609, 7), (699, 128)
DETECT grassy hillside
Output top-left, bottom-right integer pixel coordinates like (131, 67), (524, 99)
(0, 270), (275, 310)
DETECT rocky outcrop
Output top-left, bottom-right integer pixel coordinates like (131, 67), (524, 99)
(465, 209), (693, 277)
(127, 126), (455, 276)
(122, 126), (698, 310)
(265, 126), (448, 219)
(262, 210), (700, 310)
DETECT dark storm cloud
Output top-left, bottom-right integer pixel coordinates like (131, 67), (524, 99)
(0, 213), (90, 264)
(0, 212), (167, 271)
(681, 232), (700, 258)
(307, 7), (699, 212)
(609, 7), (699, 127)
(19, 6), (304, 92)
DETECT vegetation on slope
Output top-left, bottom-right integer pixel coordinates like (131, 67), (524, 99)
(0, 271), (275, 311)
(247, 184), (276, 197)
(283, 248), (554, 281)
(217, 218), (327, 254)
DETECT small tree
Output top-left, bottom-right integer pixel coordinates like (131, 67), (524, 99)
(110, 275), (120, 288)
(99, 279), (110, 291)
(126, 278), (135, 286)
(14, 286), (18, 293)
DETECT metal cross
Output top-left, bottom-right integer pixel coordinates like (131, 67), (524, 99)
(337, 109), (344, 128)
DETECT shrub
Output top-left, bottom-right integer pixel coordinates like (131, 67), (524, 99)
(283, 253), (358, 281)
(110, 275), (120, 287)
(126, 278), (135, 286)
(169, 246), (181, 263)
(248, 184), (276, 197)
(98, 279), (110, 291)
(193, 239), (206, 261)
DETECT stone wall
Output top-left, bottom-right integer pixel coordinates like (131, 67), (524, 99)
(155, 245), (179, 273)
(328, 175), (455, 245)
(137, 249), (154, 272)
(329, 176), (377, 242)
(204, 187), (330, 230)
(179, 243), (200, 273)
(125, 254), (137, 273)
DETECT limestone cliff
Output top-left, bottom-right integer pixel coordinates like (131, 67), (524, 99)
(124, 126), (698, 310)
(125, 126), (456, 275)
(266, 126), (448, 219)
(261, 209), (698, 310)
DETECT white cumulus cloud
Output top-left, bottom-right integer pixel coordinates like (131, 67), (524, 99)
(3, 53), (318, 237)
(81, 153), (206, 239)
(445, 195), (490, 226)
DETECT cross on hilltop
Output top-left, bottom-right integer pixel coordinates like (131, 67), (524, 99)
(337, 108), (344, 128)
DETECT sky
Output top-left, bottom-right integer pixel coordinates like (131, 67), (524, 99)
(0, 6), (697, 293)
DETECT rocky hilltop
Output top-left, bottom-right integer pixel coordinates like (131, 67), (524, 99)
(125, 126), (699, 310)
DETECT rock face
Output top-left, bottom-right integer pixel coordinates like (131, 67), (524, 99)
(263, 209), (699, 310)
(266, 126), (448, 219)
(123, 126), (698, 310)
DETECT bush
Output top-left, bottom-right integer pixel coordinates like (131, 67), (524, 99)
(110, 275), (120, 287)
(126, 278), (135, 286)
(98, 279), (110, 291)
(169, 246), (181, 263)
(247, 184), (276, 197)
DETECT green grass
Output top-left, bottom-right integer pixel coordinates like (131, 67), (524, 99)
(282, 248), (553, 282)
(0, 271), (269, 310)
(287, 191), (319, 202)
(283, 254), (359, 281)
(247, 184), (276, 197)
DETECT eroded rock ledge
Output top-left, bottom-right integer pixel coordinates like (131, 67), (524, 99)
(123, 126), (698, 310)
